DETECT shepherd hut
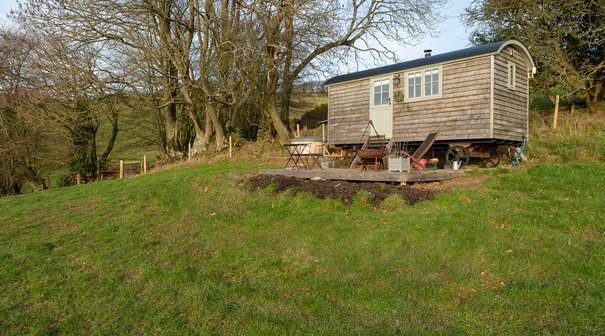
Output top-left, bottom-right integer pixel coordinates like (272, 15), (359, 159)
(324, 40), (536, 146)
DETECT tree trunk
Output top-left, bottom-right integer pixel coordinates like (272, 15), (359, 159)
(188, 107), (209, 155)
(264, 94), (290, 144)
(585, 81), (603, 112)
(205, 101), (226, 150)
(280, 7), (294, 124)
(280, 81), (293, 126)
(86, 130), (98, 180)
(69, 106), (99, 180)
(99, 110), (118, 170)
(161, 67), (179, 156)
(263, 41), (290, 144)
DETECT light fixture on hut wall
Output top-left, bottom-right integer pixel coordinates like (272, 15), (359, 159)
(393, 74), (401, 86)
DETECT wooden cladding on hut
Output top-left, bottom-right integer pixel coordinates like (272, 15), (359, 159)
(324, 40), (536, 145)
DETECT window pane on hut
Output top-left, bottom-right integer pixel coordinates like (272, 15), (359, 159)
(382, 81), (389, 104)
(408, 74), (415, 97)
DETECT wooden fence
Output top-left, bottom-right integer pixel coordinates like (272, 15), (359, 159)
(97, 155), (148, 181)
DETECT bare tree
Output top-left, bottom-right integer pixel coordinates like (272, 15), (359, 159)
(15, 0), (446, 154)
(22, 30), (131, 180)
(16, 0), (198, 157)
(0, 27), (47, 193)
(251, 0), (446, 144)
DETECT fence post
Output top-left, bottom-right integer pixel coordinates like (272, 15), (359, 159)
(229, 136), (232, 158)
(76, 172), (81, 185)
(552, 95), (560, 130)
(143, 155), (147, 174)
(296, 124), (300, 137)
(322, 123), (325, 142)
(119, 160), (124, 179)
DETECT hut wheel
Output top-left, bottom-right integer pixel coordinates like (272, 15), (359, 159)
(479, 148), (501, 168)
(445, 146), (470, 169)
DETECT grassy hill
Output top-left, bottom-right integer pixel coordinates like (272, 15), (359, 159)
(1, 159), (604, 334)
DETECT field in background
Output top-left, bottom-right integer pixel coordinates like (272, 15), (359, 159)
(289, 93), (328, 121)
(95, 106), (160, 168)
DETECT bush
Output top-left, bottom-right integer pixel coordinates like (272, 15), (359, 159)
(56, 175), (75, 187)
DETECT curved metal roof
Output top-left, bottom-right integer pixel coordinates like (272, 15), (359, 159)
(324, 40), (535, 86)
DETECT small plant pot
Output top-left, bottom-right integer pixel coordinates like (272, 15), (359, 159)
(320, 159), (334, 169)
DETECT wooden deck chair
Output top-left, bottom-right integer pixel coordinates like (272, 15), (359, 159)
(400, 132), (439, 170)
(357, 135), (388, 171)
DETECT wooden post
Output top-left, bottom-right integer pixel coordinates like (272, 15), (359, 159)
(119, 160), (124, 179)
(143, 155), (147, 174)
(570, 103), (575, 115)
(322, 123), (326, 142)
(229, 136), (232, 158)
(188, 142), (192, 160)
(296, 124), (300, 137)
(552, 95), (560, 129)
(76, 172), (81, 185)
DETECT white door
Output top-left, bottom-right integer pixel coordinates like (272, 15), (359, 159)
(369, 76), (393, 138)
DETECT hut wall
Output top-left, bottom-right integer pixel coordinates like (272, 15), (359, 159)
(492, 46), (529, 141)
(392, 56), (492, 142)
(327, 79), (370, 144)
(327, 46), (530, 145)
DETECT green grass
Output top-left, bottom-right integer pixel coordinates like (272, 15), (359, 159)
(1, 161), (604, 335)
(527, 109), (605, 163)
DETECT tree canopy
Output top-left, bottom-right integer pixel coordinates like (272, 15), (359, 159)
(465, 0), (605, 109)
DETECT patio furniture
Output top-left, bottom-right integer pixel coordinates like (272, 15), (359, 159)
(357, 135), (388, 171)
(284, 143), (323, 170)
(283, 143), (309, 169)
(358, 148), (386, 171)
(399, 132), (439, 170)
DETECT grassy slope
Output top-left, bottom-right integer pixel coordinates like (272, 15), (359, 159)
(528, 110), (605, 163)
(1, 161), (604, 335)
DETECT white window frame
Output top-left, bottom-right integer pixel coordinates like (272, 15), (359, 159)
(507, 61), (516, 89)
(404, 65), (443, 103)
(370, 77), (391, 107)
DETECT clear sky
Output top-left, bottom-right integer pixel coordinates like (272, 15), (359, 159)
(0, 0), (473, 66)
(397, 0), (472, 61)
(0, 0), (18, 21)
